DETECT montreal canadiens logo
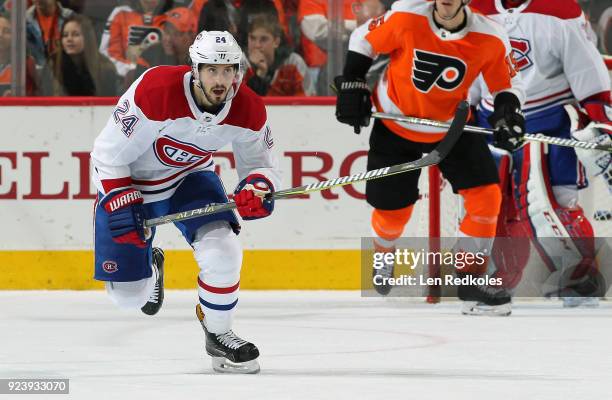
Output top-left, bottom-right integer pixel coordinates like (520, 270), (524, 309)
(154, 136), (212, 168)
(509, 38), (533, 71)
(102, 261), (118, 273)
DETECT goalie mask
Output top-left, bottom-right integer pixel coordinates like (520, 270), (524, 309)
(188, 30), (244, 102)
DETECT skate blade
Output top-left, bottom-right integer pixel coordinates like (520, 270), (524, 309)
(562, 297), (600, 308)
(461, 301), (511, 317)
(211, 357), (260, 374)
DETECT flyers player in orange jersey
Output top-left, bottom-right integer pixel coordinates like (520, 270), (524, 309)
(334, 0), (526, 316)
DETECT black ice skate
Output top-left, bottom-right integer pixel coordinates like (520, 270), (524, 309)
(195, 304), (260, 374)
(458, 276), (511, 317)
(372, 260), (394, 295)
(141, 247), (164, 316)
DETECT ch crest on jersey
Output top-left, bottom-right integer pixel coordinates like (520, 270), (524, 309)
(113, 99), (139, 138)
(509, 38), (533, 71)
(154, 135), (212, 168)
(412, 50), (466, 93)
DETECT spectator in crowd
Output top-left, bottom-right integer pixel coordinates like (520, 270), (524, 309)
(171, 0), (206, 16)
(1, 0), (33, 14)
(26, 0), (75, 66)
(0, 11), (39, 95)
(137, 7), (197, 76)
(42, 14), (118, 96)
(194, 0), (288, 47)
(297, 0), (358, 94)
(60, 0), (116, 39)
(354, 0), (392, 26)
(99, 0), (166, 84)
(234, 0), (289, 47)
(59, 0), (84, 13)
(0, 11), (10, 95)
(245, 13), (313, 96)
(197, 0), (238, 35)
(279, 0), (300, 48)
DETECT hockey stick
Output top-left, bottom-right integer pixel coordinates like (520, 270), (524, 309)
(372, 112), (612, 152)
(144, 101), (469, 228)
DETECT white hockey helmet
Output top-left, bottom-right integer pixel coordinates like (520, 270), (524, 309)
(188, 30), (244, 101)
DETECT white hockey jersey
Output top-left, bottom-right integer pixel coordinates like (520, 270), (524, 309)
(91, 65), (281, 203)
(470, 0), (610, 116)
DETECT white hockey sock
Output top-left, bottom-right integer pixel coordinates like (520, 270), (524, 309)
(193, 221), (242, 334)
(105, 266), (156, 310)
(372, 228), (396, 251)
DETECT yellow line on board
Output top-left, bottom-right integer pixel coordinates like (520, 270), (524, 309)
(0, 250), (362, 290)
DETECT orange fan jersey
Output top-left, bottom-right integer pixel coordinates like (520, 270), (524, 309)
(298, 0), (358, 67)
(99, 6), (166, 77)
(349, 0), (524, 143)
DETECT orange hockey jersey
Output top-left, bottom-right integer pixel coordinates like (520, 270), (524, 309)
(349, 0), (524, 142)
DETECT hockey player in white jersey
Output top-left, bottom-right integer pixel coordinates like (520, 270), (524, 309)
(91, 30), (280, 374)
(470, 0), (611, 309)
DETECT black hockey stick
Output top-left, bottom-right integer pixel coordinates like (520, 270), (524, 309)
(372, 112), (612, 152)
(144, 101), (469, 228)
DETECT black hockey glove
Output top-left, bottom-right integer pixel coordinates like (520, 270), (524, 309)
(334, 75), (372, 134)
(488, 92), (525, 152)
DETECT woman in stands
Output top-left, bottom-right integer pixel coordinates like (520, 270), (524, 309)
(42, 14), (118, 96)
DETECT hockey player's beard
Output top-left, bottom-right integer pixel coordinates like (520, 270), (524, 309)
(204, 85), (230, 106)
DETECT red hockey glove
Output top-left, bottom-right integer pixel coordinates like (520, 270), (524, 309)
(234, 175), (274, 220)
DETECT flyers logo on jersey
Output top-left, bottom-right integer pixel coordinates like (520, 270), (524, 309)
(412, 50), (466, 93)
(154, 136), (212, 168)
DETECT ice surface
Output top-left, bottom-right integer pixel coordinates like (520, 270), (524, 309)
(1, 291), (610, 400)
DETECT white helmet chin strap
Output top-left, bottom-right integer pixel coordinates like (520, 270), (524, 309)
(193, 78), (207, 101)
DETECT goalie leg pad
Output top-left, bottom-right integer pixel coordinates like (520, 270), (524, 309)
(516, 143), (598, 291)
(486, 145), (531, 290)
(193, 221), (242, 334)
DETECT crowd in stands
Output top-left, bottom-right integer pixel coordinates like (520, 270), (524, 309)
(0, 0), (609, 97)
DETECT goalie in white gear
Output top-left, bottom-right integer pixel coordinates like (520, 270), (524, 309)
(470, 0), (611, 309)
(91, 30), (280, 374)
